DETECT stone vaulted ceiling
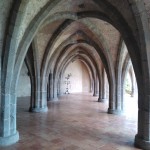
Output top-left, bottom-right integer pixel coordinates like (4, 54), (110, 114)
(1, 1), (150, 149)
(33, 3), (121, 71)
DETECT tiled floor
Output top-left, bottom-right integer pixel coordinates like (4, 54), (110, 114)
(1, 93), (141, 150)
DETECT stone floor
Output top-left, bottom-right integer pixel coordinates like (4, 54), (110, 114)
(1, 93), (141, 150)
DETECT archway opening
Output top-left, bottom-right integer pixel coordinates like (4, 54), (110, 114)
(17, 62), (31, 111)
(1, 0), (149, 149)
(123, 64), (138, 120)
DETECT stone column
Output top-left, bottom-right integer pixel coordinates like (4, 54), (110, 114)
(49, 73), (58, 101)
(0, 93), (19, 146)
(98, 70), (106, 102)
(89, 73), (93, 93)
(98, 77), (102, 102)
(53, 76), (58, 101)
(40, 90), (48, 111)
(47, 75), (50, 100)
(58, 74), (63, 96)
(121, 80), (124, 110)
(90, 79), (93, 93)
(116, 71), (122, 113)
(107, 81), (116, 114)
(93, 76), (99, 97)
(30, 76), (48, 112)
(57, 79), (60, 96)
(102, 71), (107, 101)
(29, 76), (35, 112)
(134, 93), (150, 150)
(40, 76), (48, 110)
(47, 82), (50, 101)
(49, 73), (54, 100)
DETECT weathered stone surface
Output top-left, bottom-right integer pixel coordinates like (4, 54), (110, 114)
(1, 1), (150, 149)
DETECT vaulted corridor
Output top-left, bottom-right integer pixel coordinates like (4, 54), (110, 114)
(1, 1), (150, 149)
(1, 93), (139, 150)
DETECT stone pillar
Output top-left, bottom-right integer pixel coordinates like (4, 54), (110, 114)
(40, 89), (48, 111)
(47, 75), (50, 100)
(29, 76), (35, 112)
(98, 70), (106, 102)
(98, 77), (102, 102)
(134, 93), (150, 150)
(107, 76), (121, 115)
(96, 76), (99, 96)
(89, 76), (93, 93)
(53, 76), (58, 101)
(30, 76), (48, 112)
(93, 76), (99, 97)
(57, 79), (60, 96)
(116, 72), (122, 113)
(49, 73), (58, 101)
(121, 74), (125, 111)
(49, 73), (54, 100)
(102, 71), (107, 101)
(58, 74), (63, 96)
(0, 93), (19, 146)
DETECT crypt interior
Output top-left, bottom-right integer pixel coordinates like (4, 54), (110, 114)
(0, 0), (150, 149)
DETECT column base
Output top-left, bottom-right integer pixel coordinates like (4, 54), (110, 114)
(98, 98), (107, 102)
(107, 108), (123, 115)
(58, 93), (63, 97)
(0, 131), (19, 146)
(93, 94), (98, 97)
(89, 90), (93, 93)
(48, 97), (58, 101)
(29, 106), (48, 113)
(134, 134), (150, 150)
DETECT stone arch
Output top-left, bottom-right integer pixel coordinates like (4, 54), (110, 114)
(122, 59), (136, 99)
(30, 40), (48, 112)
(57, 57), (94, 96)
(1, 0), (150, 148)
(57, 54), (98, 96)
(50, 46), (101, 101)
(41, 17), (112, 75)
(0, 0), (30, 144)
(58, 56), (96, 96)
(39, 17), (115, 101)
(42, 28), (113, 111)
(128, 2), (150, 148)
(10, 11), (114, 116)
(2, 1), (145, 111)
(24, 45), (35, 112)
